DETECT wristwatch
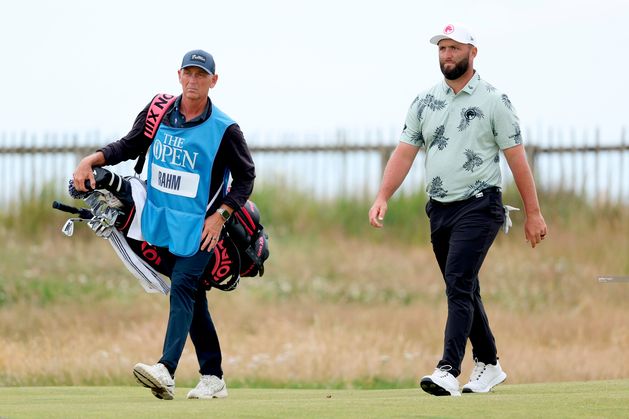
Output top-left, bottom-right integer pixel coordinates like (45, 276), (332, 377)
(216, 207), (231, 222)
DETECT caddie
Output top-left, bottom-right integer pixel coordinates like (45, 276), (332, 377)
(73, 49), (256, 400)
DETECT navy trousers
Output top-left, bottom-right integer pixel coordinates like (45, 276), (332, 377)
(159, 249), (223, 378)
(425, 188), (504, 377)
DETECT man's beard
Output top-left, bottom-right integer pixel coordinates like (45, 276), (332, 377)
(440, 58), (469, 80)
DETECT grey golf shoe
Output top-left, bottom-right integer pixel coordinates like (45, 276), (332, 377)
(133, 362), (175, 400)
(187, 375), (228, 399)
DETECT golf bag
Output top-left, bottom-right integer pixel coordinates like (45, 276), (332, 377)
(54, 167), (269, 293)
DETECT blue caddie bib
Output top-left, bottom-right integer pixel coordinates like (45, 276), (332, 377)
(142, 105), (234, 257)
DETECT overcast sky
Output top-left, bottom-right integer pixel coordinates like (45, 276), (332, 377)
(2, 0), (627, 145)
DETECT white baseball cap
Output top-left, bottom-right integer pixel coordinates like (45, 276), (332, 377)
(430, 23), (476, 46)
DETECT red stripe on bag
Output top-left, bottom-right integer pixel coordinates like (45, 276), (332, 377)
(118, 205), (136, 231)
(241, 206), (257, 231)
(234, 212), (254, 236)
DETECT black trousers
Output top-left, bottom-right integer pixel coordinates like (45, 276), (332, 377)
(425, 188), (504, 377)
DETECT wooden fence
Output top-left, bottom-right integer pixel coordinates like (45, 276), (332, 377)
(0, 129), (628, 209)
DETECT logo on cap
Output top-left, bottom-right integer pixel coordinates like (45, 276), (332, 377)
(191, 54), (206, 63)
(444, 24), (454, 34)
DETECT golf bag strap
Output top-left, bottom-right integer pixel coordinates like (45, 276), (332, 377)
(244, 245), (263, 270)
(134, 93), (177, 175)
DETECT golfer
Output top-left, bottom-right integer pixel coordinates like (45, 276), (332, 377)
(369, 24), (547, 396)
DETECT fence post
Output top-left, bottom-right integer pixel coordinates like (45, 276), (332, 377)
(580, 129), (587, 198)
(526, 145), (537, 178)
(570, 129), (576, 195)
(594, 128), (601, 207)
(621, 127), (626, 205)
(379, 146), (390, 179)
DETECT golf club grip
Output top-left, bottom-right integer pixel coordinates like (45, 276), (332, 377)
(52, 201), (93, 219)
(52, 201), (79, 214)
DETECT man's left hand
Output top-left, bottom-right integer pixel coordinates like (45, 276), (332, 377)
(525, 211), (548, 248)
(200, 212), (225, 251)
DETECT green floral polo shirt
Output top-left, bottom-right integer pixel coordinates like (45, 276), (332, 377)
(400, 72), (522, 202)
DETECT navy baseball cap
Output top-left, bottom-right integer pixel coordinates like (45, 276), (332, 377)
(181, 49), (215, 75)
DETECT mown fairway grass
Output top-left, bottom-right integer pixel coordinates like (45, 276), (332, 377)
(1, 380), (629, 418)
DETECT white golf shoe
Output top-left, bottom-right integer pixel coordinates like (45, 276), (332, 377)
(462, 359), (507, 393)
(187, 375), (228, 399)
(133, 362), (175, 400)
(420, 366), (461, 396)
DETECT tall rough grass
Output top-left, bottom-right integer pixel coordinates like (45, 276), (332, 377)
(0, 187), (627, 387)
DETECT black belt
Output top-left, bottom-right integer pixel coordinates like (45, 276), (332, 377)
(430, 186), (501, 206)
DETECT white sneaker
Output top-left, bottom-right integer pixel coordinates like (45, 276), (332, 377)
(133, 362), (175, 400)
(420, 366), (461, 396)
(187, 375), (228, 399)
(462, 359), (507, 393)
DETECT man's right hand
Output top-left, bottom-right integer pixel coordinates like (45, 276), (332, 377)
(368, 199), (388, 228)
(72, 152), (106, 192)
(367, 143), (418, 229)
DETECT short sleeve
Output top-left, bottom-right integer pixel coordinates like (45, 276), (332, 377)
(400, 96), (424, 147)
(493, 93), (522, 150)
